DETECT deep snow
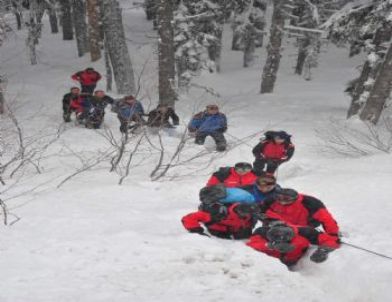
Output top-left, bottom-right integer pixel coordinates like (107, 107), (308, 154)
(1, 4), (392, 302)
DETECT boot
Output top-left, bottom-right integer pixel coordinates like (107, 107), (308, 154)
(310, 246), (334, 263)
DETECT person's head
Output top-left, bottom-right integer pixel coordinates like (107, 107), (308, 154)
(273, 131), (289, 144)
(157, 104), (169, 114)
(234, 162), (252, 175)
(199, 184), (226, 204)
(206, 104), (219, 114)
(256, 173), (277, 193)
(70, 87), (80, 95)
(266, 221), (295, 253)
(124, 95), (136, 103)
(86, 67), (95, 73)
(274, 188), (298, 205)
(234, 203), (259, 219)
(94, 90), (105, 98)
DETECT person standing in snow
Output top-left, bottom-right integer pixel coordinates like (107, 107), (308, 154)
(188, 105), (227, 152)
(116, 95), (145, 133)
(206, 162), (257, 188)
(242, 173), (280, 203)
(71, 67), (102, 94)
(252, 131), (295, 175)
(62, 87), (82, 122)
(147, 104), (179, 129)
(253, 188), (341, 263)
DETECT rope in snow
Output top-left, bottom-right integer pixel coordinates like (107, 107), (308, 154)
(342, 241), (392, 261)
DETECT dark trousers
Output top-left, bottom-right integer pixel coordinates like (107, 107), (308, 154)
(253, 158), (281, 175)
(195, 131), (227, 152)
(81, 84), (96, 94)
(62, 99), (72, 122)
(118, 114), (146, 133)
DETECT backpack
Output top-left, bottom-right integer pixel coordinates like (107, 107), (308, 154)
(212, 167), (232, 183)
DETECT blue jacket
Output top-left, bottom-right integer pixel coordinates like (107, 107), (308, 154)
(220, 188), (256, 204)
(189, 112), (227, 134)
(118, 101), (144, 119)
(243, 184), (281, 204)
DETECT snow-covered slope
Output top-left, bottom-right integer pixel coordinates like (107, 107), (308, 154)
(1, 6), (391, 302)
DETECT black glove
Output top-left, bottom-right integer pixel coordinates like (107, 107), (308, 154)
(189, 227), (209, 236)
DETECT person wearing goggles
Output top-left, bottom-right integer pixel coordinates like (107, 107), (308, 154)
(188, 105), (227, 152)
(242, 173), (280, 203)
(206, 162), (257, 188)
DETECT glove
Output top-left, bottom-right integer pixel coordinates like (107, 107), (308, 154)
(189, 227), (205, 235)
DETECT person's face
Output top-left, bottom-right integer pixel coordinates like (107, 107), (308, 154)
(235, 167), (252, 176)
(257, 181), (276, 193)
(274, 137), (285, 144)
(71, 88), (80, 95)
(95, 91), (105, 98)
(276, 196), (296, 205)
(206, 106), (219, 114)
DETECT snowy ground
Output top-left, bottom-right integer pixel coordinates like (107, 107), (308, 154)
(1, 5), (392, 302)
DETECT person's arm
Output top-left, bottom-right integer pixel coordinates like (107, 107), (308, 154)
(303, 196), (340, 235)
(206, 175), (221, 187)
(283, 143), (295, 161)
(169, 108), (180, 125)
(71, 72), (81, 81)
(96, 72), (102, 81)
(219, 114), (227, 132)
(252, 142), (265, 159)
(181, 211), (211, 233)
(188, 113), (203, 132)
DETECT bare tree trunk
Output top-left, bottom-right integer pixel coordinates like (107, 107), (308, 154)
(243, 23), (256, 67)
(101, 0), (135, 94)
(47, 0), (59, 33)
(104, 40), (113, 91)
(208, 25), (224, 73)
(158, 0), (176, 107)
(72, 0), (88, 57)
(295, 36), (311, 75)
(347, 25), (392, 118)
(61, 0), (73, 40)
(359, 42), (392, 124)
(87, 0), (102, 61)
(260, 0), (285, 93)
(0, 76), (5, 114)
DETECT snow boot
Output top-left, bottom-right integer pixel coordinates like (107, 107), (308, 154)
(310, 246), (334, 263)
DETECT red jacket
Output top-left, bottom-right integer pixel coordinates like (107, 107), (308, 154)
(261, 194), (339, 235)
(206, 167), (257, 187)
(72, 70), (101, 86)
(182, 203), (256, 238)
(70, 97), (84, 113)
(253, 140), (295, 161)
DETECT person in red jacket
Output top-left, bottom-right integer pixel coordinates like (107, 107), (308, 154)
(71, 67), (102, 94)
(206, 162), (258, 188)
(252, 131), (295, 175)
(257, 188), (340, 262)
(247, 220), (338, 268)
(181, 202), (258, 239)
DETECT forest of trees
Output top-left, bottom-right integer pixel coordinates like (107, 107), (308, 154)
(0, 0), (391, 124)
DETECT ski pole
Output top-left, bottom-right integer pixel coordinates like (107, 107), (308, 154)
(341, 241), (392, 260)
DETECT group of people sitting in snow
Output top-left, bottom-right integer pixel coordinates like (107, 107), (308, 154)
(181, 131), (341, 270)
(62, 67), (179, 132)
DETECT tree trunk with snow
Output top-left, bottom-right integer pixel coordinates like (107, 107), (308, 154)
(87, 0), (102, 62)
(47, 0), (59, 34)
(260, 0), (285, 93)
(61, 0), (73, 40)
(72, 0), (88, 57)
(101, 0), (135, 95)
(359, 42), (392, 124)
(158, 0), (176, 107)
(347, 24), (392, 118)
(104, 40), (113, 92)
(243, 23), (256, 67)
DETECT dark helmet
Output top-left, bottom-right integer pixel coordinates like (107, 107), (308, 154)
(199, 184), (226, 204)
(199, 202), (228, 221)
(266, 221), (295, 253)
(234, 162), (252, 173)
(274, 188), (298, 203)
(86, 67), (95, 71)
(234, 203), (259, 218)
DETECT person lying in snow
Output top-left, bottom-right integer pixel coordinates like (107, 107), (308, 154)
(181, 185), (259, 239)
(147, 104), (179, 129)
(188, 104), (227, 152)
(116, 95), (146, 133)
(252, 131), (295, 176)
(247, 220), (339, 268)
(71, 67), (102, 94)
(242, 173), (280, 203)
(251, 188), (340, 264)
(206, 162), (258, 188)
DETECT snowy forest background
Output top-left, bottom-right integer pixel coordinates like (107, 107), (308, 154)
(1, 1), (392, 302)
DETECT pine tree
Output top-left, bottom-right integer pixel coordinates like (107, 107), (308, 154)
(87, 0), (101, 61)
(158, 0), (176, 106)
(101, 0), (135, 94)
(72, 0), (88, 57)
(61, 0), (73, 40)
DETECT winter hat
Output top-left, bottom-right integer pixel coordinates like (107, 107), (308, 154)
(274, 188), (298, 202)
(266, 222), (295, 253)
(199, 184), (227, 204)
(234, 162), (252, 172)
